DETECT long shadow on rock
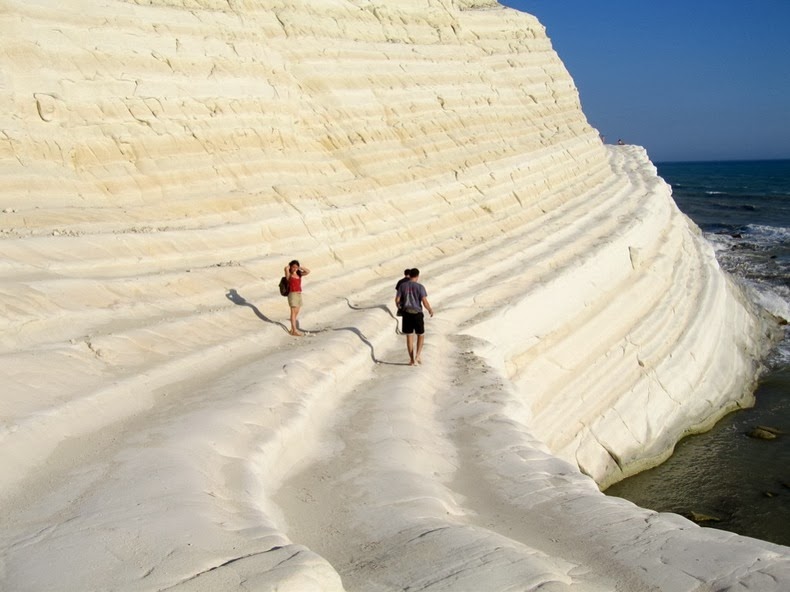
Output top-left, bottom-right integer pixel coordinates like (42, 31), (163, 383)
(226, 289), (289, 334)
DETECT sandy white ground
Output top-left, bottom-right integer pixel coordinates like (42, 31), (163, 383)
(1, 1), (789, 590)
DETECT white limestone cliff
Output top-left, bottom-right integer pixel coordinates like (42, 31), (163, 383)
(1, 0), (788, 590)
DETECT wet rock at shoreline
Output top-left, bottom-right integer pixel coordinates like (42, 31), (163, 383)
(683, 511), (722, 523)
(746, 425), (783, 440)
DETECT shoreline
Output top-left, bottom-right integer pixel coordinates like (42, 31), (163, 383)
(608, 362), (790, 546)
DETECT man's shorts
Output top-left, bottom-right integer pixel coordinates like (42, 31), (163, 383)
(287, 292), (303, 308)
(401, 311), (425, 335)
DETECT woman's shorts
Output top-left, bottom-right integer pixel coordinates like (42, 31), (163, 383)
(401, 311), (425, 335)
(288, 292), (303, 308)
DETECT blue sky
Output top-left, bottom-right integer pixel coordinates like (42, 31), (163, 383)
(500, 1), (790, 162)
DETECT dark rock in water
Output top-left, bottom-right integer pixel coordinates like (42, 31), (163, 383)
(683, 511), (721, 523)
(746, 427), (776, 440)
(746, 426), (781, 440)
(731, 233), (743, 239)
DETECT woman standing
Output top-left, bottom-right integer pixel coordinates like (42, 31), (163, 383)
(285, 259), (310, 336)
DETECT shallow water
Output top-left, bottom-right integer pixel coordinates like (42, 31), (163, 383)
(606, 368), (790, 546)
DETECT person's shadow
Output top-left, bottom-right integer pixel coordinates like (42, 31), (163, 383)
(342, 299), (409, 365)
(226, 289), (290, 334)
(344, 298), (398, 320)
(344, 298), (402, 334)
(330, 325), (408, 366)
(225, 290), (410, 365)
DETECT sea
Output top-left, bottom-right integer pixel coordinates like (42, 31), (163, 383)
(606, 159), (790, 547)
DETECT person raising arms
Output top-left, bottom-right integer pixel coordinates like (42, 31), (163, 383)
(285, 259), (310, 336)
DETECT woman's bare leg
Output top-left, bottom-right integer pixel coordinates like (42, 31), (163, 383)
(290, 306), (303, 336)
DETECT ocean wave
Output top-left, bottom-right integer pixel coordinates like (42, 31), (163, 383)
(748, 281), (790, 323)
(704, 224), (790, 254)
(768, 335), (790, 367)
(704, 231), (737, 253)
(704, 225), (790, 325)
(744, 223), (790, 244)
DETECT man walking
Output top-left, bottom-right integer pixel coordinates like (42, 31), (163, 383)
(395, 268), (434, 365)
(395, 268), (411, 317)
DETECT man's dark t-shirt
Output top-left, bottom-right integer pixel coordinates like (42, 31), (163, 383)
(397, 281), (427, 314)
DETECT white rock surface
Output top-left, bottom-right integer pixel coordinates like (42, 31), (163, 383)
(1, 0), (787, 590)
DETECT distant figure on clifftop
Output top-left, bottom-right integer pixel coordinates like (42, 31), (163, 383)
(395, 268), (434, 366)
(285, 259), (310, 336)
(617, 138), (625, 145)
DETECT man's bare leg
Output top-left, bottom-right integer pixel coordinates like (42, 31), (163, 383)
(406, 334), (415, 365)
(415, 334), (425, 365)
